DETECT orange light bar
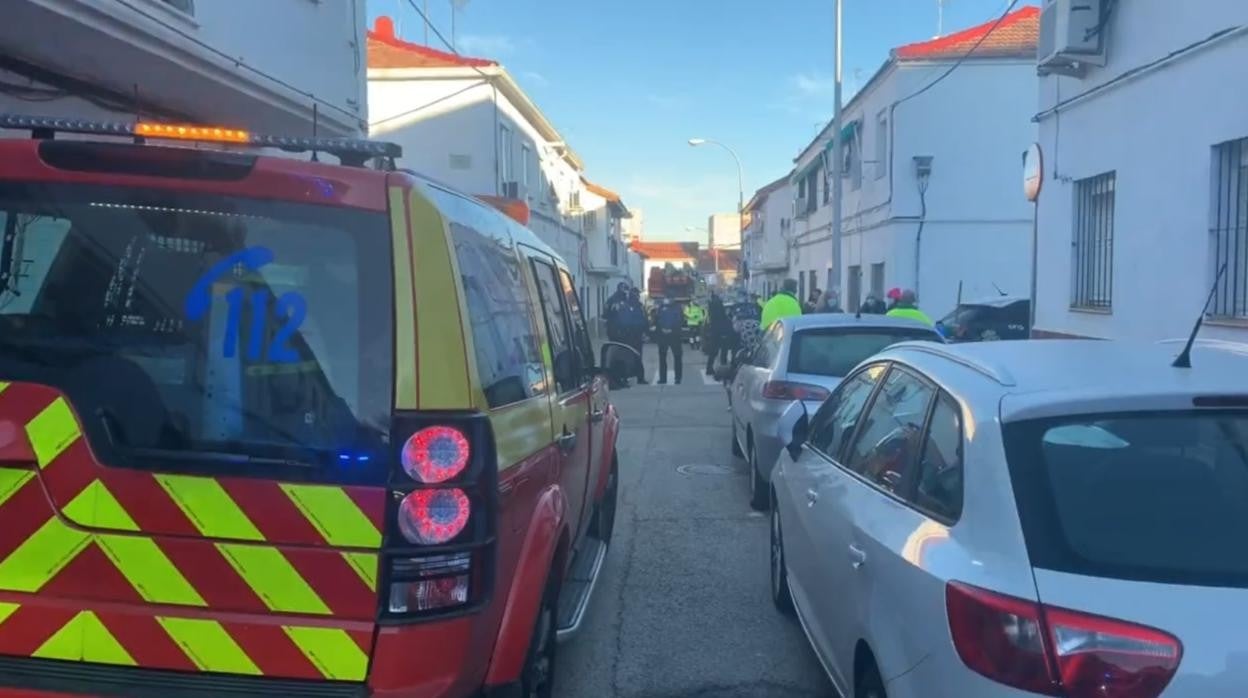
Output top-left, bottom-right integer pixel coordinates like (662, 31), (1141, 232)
(476, 195), (531, 226)
(135, 122), (250, 144)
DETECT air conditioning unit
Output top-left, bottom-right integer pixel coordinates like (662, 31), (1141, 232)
(1038, 0), (1107, 77)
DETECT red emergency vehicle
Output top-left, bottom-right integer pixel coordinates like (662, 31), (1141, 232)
(0, 114), (623, 697)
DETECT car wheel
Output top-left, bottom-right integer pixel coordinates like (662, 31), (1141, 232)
(590, 457), (619, 545)
(520, 575), (558, 698)
(856, 660), (887, 698)
(731, 420), (744, 458)
(748, 442), (768, 511)
(769, 494), (794, 615)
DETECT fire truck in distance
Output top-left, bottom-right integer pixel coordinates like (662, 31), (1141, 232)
(0, 114), (627, 698)
(646, 262), (696, 302)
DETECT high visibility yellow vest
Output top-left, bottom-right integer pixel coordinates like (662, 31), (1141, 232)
(886, 306), (934, 326)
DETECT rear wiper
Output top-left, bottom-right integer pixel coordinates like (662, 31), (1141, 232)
(97, 409), (317, 469)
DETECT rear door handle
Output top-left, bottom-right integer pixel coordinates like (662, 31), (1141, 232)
(557, 429), (577, 453)
(590, 408), (605, 423)
(848, 544), (867, 569)
(806, 488), (819, 506)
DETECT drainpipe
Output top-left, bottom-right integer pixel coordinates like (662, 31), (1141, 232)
(912, 156), (933, 298)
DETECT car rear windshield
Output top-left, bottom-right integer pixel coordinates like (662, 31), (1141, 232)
(787, 327), (939, 377)
(0, 182), (393, 483)
(1003, 411), (1248, 588)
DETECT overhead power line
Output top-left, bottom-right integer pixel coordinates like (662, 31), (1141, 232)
(896, 0), (1023, 106)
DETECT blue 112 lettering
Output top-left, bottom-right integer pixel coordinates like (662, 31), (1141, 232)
(184, 247), (306, 363)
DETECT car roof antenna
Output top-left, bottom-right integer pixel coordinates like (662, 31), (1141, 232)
(991, 281), (1006, 297)
(310, 103), (320, 163)
(1173, 262), (1226, 369)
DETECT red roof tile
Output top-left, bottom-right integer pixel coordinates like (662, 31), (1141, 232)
(894, 6), (1039, 61)
(581, 178), (621, 203)
(368, 16), (497, 70)
(630, 241), (699, 260)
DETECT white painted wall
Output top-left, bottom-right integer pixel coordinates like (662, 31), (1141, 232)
(708, 213), (742, 249)
(368, 66), (612, 319)
(747, 179), (795, 294)
(0, 0), (366, 135)
(791, 58), (1036, 317)
(622, 208), (645, 242)
(1034, 3), (1248, 341)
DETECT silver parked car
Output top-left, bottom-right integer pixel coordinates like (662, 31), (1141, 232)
(730, 314), (941, 510)
(769, 338), (1248, 698)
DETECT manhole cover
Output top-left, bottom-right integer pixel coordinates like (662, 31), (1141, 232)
(676, 463), (738, 476)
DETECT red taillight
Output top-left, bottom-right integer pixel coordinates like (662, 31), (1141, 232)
(947, 582), (1182, 698)
(397, 488), (471, 545)
(946, 582), (1058, 695)
(761, 381), (831, 401)
(401, 426), (470, 483)
(1046, 607), (1182, 698)
(386, 417), (496, 619)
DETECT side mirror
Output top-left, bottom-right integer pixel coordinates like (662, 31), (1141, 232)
(778, 400), (810, 462)
(599, 341), (642, 384)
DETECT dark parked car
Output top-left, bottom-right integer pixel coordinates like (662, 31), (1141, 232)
(936, 295), (1029, 342)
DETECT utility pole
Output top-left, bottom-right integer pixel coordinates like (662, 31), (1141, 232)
(938, 0), (947, 37)
(829, 0), (844, 301)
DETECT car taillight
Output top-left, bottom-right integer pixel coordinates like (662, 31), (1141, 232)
(761, 381), (830, 401)
(383, 416), (497, 620)
(397, 488), (471, 545)
(1046, 607), (1182, 698)
(401, 426), (470, 483)
(947, 582), (1182, 698)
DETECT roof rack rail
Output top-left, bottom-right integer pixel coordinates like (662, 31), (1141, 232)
(888, 341), (1017, 386)
(0, 113), (401, 168)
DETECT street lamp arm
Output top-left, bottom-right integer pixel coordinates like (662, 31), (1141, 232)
(697, 140), (745, 211)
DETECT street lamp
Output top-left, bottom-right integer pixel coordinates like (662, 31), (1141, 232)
(688, 137), (745, 280)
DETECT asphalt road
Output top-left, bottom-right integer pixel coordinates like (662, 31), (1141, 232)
(555, 344), (835, 698)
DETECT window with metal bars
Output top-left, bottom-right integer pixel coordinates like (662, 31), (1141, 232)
(1211, 137), (1248, 318)
(1070, 172), (1115, 310)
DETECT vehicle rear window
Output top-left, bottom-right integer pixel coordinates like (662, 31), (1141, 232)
(1003, 411), (1248, 588)
(788, 328), (939, 377)
(0, 182), (392, 483)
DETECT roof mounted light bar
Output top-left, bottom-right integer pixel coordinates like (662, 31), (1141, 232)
(0, 113), (402, 167)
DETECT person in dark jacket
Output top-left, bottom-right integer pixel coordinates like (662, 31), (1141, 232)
(705, 293), (734, 376)
(860, 295), (887, 314)
(619, 288), (649, 384)
(604, 281), (629, 341)
(654, 298), (684, 384)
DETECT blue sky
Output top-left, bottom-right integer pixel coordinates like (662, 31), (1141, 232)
(368, 0), (1024, 241)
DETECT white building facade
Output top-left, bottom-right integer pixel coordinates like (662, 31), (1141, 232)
(707, 213), (742, 250)
(366, 16), (629, 326)
(790, 7), (1039, 316)
(742, 175), (794, 296)
(0, 0), (367, 137)
(1032, 1), (1248, 341)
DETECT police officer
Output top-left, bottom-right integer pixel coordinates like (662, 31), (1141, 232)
(654, 298), (684, 384)
(604, 281), (629, 342)
(619, 288), (649, 384)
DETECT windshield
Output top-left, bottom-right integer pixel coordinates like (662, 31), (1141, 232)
(1003, 411), (1248, 588)
(0, 182), (393, 483)
(788, 327), (939, 377)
